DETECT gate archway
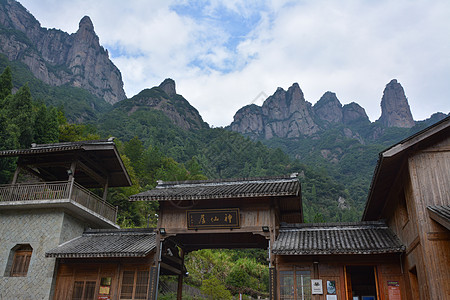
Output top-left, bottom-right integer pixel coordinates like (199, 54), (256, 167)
(130, 175), (302, 299)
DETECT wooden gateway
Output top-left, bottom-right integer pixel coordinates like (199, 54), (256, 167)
(129, 175), (303, 299)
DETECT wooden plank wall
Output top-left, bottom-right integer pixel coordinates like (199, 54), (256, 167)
(53, 257), (153, 300)
(407, 136), (450, 299)
(275, 254), (405, 300)
(160, 198), (273, 233)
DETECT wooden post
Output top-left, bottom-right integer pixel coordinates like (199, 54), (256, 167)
(11, 166), (21, 184)
(177, 247), (185, 300)
(68, 160), (77, 182)
(102, 176), (109, 201)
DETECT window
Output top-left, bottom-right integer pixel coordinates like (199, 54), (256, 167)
(280, 269), (311, 300)
(72, 280), (96, 300)
(120, 269), (150, 300)
(10, 244), (33, 277)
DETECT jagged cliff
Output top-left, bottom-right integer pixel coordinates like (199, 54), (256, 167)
(377, 79), (415, 128)
(0, 0), (126, 104)
(231, 83), (319, 138)
(231, 79), (421, 139)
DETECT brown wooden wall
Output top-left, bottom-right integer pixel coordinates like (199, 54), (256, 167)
(275, 254), (406, 300)
(159, 198), (274, 234)
(53, 257), (153, 300)
(381, 135), (450, 299)
(407, 136), (450, 299)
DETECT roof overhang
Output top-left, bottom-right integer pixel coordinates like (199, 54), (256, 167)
(273, 221), (405, 255)
(45, 228), (156, 258)
(0, 139), (131, 187)
(363, 117), (450, 220)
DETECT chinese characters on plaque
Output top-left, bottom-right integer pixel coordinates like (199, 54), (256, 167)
(187, 208), (240, 229)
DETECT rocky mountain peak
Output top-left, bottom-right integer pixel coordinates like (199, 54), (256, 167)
(342, 102), (369, 125)
(287, 83), (304, 100)
(126, 82), (208, 131)
(159, 78), (176, 96)
(378, 79), (415, 128)
(313, 91), (343, 124)
(0, 1), (126, 105)
(231, 83), (319, 139)
(79, 16), (94, 31)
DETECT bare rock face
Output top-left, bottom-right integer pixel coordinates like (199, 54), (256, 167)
(231, 83), (319, 138)
(159, 78), (176, 97)
(262, 83), (319, 138)
(0, 0), (126, 104)
(230, 104), (264, 135)
(313, 91), (343, 124)
(342, 102), (370, 125)
(378, 79), (415, 128)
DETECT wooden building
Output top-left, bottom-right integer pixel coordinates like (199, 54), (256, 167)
(0, 139), (133, 299)
(363, 116), (450, 299)
(272, 222), (406, 300)
(46, 228), (158, 300)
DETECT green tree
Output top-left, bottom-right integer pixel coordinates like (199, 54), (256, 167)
(201, 276), (232, 300)
(34, 104), (59, 144)
(0, 66), (12, 101)
(6, 84), (34, 148)
(0, 110), (19, 183)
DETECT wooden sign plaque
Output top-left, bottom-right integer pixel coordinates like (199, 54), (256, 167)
(187, 208), (240, 229)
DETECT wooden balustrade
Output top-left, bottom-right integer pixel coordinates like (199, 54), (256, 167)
(0, 181), (117, 223)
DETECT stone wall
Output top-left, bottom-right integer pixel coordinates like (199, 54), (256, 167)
(0, 209), (85, 300)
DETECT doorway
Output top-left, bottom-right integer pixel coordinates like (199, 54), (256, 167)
(345, 266), (378, 300)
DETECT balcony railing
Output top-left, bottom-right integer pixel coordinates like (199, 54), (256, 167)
(0, 180), (117, 223)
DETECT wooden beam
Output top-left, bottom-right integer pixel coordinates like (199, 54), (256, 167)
(77, 160), (106, 186)
(162, 254), (183, 266)
(160, 262), (182, 275)
(79, 153), (108, 177)
(21, 166), (45, 180)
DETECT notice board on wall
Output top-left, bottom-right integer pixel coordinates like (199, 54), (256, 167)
(387, 281), (401, 300)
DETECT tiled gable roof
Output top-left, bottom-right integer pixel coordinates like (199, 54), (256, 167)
(0, 139), (115, 156)
(46, 228), (156, 258)
(129, 176), (300, 201)
(428, 205), (450, 230)
(273, 221), (405, 255)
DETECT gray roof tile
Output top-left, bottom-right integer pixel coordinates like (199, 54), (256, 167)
(46, 228), (156, 258)
(129, 176), (300, 201)
(273, 221), (405, 255)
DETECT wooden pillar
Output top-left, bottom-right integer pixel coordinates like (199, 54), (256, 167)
(11, 166), (21, 184)
(102, 176), (109, 201)
(177, 247), (185, 300)
(68, 161), (77, 181)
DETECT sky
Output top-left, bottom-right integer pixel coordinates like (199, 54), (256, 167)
(19, 0), (450, 127)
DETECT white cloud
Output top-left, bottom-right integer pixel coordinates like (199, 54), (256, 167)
(18, 0), (450, 125)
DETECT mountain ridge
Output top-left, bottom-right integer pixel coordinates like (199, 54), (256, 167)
(0, 0), (126, 104)
(230, 79), (448, 141)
